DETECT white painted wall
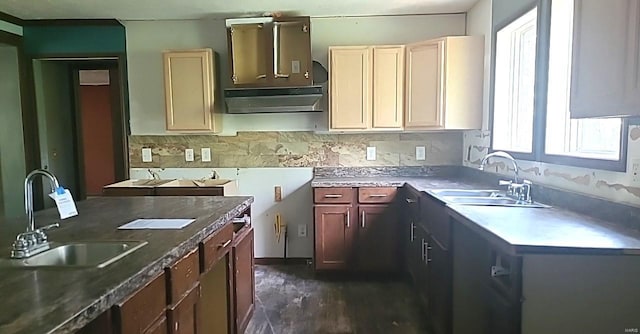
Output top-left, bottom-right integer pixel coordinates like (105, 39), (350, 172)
(466, 0), (492, 130)
(123, 14), (466, 135)
(130, 168), (314, 258)
(0, 46), (26, 218)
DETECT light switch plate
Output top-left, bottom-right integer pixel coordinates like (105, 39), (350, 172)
(366, 147), (376, 161)
(201, 148), (211, 162)
(416, 146), (426, 161)
(142, 148), (152, 162)
(185, 149), (194, 162)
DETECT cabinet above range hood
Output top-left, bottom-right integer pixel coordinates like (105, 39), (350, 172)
(224, 16), (323, 114)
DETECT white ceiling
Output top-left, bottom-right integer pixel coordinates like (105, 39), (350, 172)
(0, 0), (479, 20)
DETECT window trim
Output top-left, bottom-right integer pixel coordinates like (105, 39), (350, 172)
(488, 0), (629, 172)
(489, 2), (540, 162)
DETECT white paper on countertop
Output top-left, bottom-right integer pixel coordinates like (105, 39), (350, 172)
(118, 218), (196, 230)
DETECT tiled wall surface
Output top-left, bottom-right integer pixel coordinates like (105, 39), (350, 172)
(129, 131), (463, 168)
(463, 126), (640, 207)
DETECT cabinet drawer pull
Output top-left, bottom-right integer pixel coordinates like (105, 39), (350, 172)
(256, 74), (267, 79)
(421, 239), (426, 261)
(369, 194), (388, 197)
(361, 210), (366, 228)
(426, 245), (432, 263)
(324, 194), (343, 198)
(346, 209), (350, 228)
(410, 222), (415, 241)
(406, 198), (417, 203)
(218, 239), (232, 249)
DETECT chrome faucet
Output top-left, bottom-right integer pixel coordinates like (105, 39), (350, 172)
(11, 169), (61, 259)
(147, 168), (161, 180)
(480, 151), (520, 184)
(479, 151), (533, 203)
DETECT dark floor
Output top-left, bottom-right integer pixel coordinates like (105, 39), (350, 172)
(245, 265), (429, 334)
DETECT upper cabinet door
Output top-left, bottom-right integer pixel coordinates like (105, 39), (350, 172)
(570, 0), (640, 118)
(329, 47), (372, 130)
(228, 23), (270, 86)
(405, 40), (444, 129)
(372, 46), (405, 129)
(163, 49), (218, 132)
(273, 17), (312, 86)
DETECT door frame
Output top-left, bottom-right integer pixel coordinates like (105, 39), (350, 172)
(0, 30), (41, 177)
(28, 53), (129, 200)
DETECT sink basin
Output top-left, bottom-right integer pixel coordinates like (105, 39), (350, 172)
(443, 196), (550, 208)
(432, 189), (503, 197)
(16, 241), (148, 268)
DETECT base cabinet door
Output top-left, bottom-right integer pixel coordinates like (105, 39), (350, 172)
(416, 225), (430, 310)
(428, 237), (451, 334)
(356, 205), (398, 272)
(313, 205), (356, 270)
(233, 227), (255, 334)
(167, 284), (200, 334)
(486, 289), (520, 334)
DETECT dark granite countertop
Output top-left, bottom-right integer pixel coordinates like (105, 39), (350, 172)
(311, 175), (640, 256)
(0, 196), (253, 334)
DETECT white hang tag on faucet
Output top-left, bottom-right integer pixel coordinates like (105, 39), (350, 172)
(48, 187), (78, 219)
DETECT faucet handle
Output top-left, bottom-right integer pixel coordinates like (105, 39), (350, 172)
(499, 180), (513, 186)
(39, 223), (60, 231)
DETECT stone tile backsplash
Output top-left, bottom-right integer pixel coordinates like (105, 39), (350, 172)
(129, 131), (463, 168)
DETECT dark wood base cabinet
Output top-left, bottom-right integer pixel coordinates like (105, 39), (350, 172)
(452, 219), (640, 334)
(313, 187), (399, 273)
(77, 210), (254, 334)
(233, 226), (255, 334)
(402, 187), (452, 334)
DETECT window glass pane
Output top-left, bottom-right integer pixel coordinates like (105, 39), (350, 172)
(493, 8), (537, 153)
(545, 0), (621, 160)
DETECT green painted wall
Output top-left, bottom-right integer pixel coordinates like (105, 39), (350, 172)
(23, 25), (126, 56)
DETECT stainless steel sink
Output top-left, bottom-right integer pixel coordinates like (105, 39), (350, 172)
(432, 189), (504, 197)
(443, 196), (550, 208)
(14, 241), (148, 268)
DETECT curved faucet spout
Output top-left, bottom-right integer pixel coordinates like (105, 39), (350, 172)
(24, 169), (60, 233)
(479, 151), (520, 184)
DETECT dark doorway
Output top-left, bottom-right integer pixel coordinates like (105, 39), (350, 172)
(32, 56), (128, 202)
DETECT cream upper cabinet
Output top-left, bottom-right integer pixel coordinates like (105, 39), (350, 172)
(570, 0), (640, 118)
(405, 36), (483, 130)
(163, 49), (220, 132)
(372, 46), (405, 129)
(329, 45), (404, 131)
(329, 46), (371, 130)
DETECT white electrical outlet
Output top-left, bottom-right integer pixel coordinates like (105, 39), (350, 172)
(416, 146), (426, 161)
(142, 148), (152, 162)
(298, 224), (307, 237)
(366, 147), (376, 161)
(201, 148), (211, 162)
(632, 159), (640, 185)
(185, 149), (194, 162)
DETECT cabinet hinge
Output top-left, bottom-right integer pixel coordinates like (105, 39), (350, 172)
(303, 24), (309, 33)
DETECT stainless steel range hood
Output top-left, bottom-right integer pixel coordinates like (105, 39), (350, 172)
(224, 86), (323, 114)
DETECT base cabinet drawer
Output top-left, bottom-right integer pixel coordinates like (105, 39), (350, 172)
(113, 273), (167, 334)
(167, 248), (200, 305)
(314, 187), (356, 204)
